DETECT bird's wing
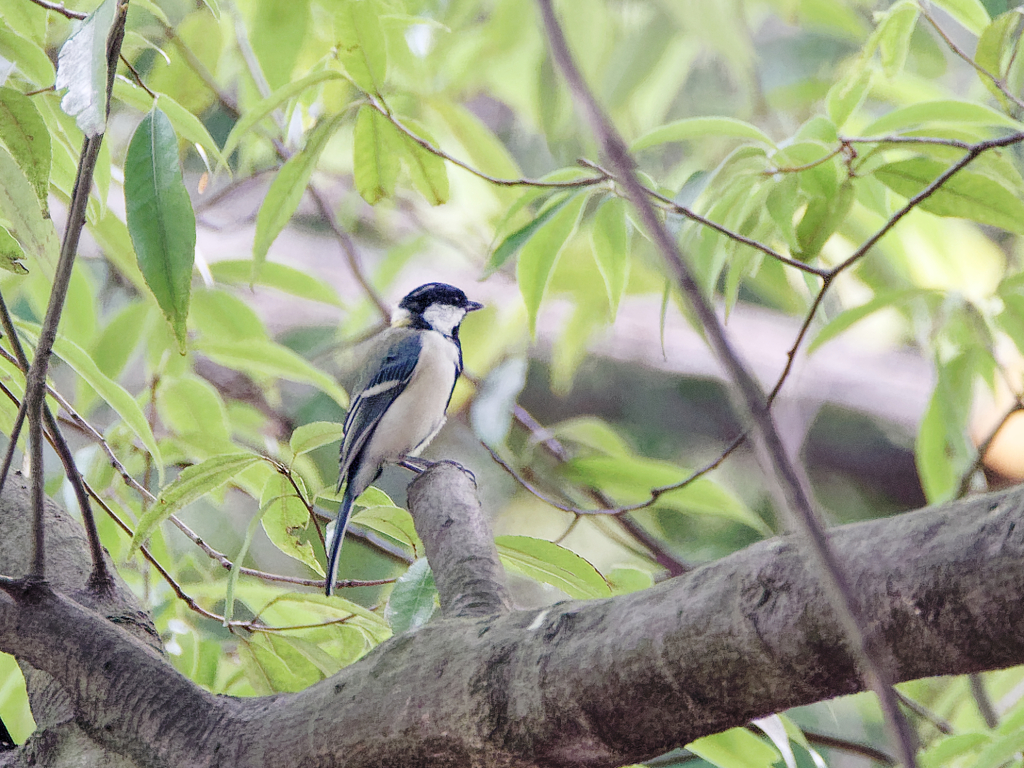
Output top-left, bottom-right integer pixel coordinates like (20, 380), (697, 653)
(338, 330), (423, 486)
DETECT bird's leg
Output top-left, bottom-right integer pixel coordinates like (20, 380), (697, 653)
(398, 456), (434, 473)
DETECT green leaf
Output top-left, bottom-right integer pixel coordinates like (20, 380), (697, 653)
(155, 375), (231, 445)
(397, 117), (449, 206)
(0, 87), (50, 211)
(877, 1), (919, 77)
(252, 113), (345, 272)
(208, 260), (343, 306)
(825, 66), (873, 129)
(16, 319), (164, 482)
(250, 0), (309, 91)
(54, 0), (117, 136)
(261, 473), (323, 575)
(353, 106), (400, 204)
(195, 337), (349, 408)
(976, 11), (1024, 107)
(875, 157), (1024, 234)
(486, 191), (578, 274)
(353, 505), (422, 553)
(932, 0), (991, 35)
(795, 181), (855, 259)
(862, 99), (1022, 135)
(384, 558), (437, 634)
(290, 421), (346, 457)
(335, 0), (388, 93)
(0, 26), (56, 88)
(921, 733), (990, 768)
(631, 117), (774, 152)
(432, 101), (520, 180)
(809, 289), (934, 353)
(687, 728), (781, 768)
(221, 69), (346, 159)
(124, 108), (196, 353)
(496, 536), (611, 599)
(112, 80), (228, 170)
(590, 197), (630, 319)
(0, 145), (59, 271)
(565, 455), (770, 535)
(0, 226), (27, 274)
(517, 192), (588, 335)
(130, 453), (262, 553)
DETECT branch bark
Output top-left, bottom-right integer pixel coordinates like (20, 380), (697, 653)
(1, 468), (1022, 767)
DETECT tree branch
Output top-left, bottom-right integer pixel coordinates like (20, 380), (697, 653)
(408, 462), (511, 618)
(1, 474), (1023, 766)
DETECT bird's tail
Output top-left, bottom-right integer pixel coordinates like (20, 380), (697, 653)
(324, 484), (355, 597)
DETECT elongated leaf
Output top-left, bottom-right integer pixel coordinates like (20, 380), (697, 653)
(517, 192), (588, 335)
(875, 1), (919, 77)
(875, 157), (1024, 234)
(131, 453), (262, 552)
(397, 117), (449, 206)
(0, 25), (55, 88)
(863, 99), (1021, 136)
(196, 337), (349, 407)
(590, 197), (630, 319)
(631, 117), (773, 152)
(486, 191), (577, 274)
(335, 0), (387, 93)
(253, 112), (345, 271)
(290, 421), (346, 457)
(208, 260), (342, 306)
(809, 289), (934, 353)
(125, 108), (196, 352)
(54, 0), (116, 136)
(112, 81), (227, 170)
(825, 66), (872, 129)
(565, 454), (769, 534)
(0, 87), (50, 211)
(353, 505), (421, 552)
(976, 11), (1024, 107)
(221, 69), (346, 158)
(261, 473), (323, 575)
(384, 558), (437, 634)
(16, 320), (164, 480)
(496, 536), (610, 599)
(932, 0), (990, 35)
(353, 106), (400, 204)
(687, 728), (781, 768)
(0, 145), (59, 272)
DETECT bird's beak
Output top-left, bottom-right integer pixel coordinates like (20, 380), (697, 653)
(465, 300), (484, 312)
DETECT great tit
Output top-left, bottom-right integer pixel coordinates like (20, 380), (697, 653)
(325, 282), (483, 595)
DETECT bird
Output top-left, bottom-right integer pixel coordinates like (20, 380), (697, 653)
(324, 282), (483, 596)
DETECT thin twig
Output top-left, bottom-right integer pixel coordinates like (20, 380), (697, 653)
(0, 292), (107, 589)
(24, 0), (86, 20)
(894, 688), (954, 735)
(919, 4), (1024, 111)
(363, 92), (612, 190)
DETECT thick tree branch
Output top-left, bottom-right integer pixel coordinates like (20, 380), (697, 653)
(1, 469), (1023, 766)
(408, 462), (511, 618)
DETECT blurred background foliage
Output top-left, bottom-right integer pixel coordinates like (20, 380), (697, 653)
(1, 0), (1024, 765)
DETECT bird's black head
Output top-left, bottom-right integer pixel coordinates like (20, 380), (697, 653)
(398, 283), (482, 314)
(395, 283), (484, 336)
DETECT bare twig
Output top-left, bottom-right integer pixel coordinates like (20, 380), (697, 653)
(536, 3), (918, 766)
(25, 0), (86, 20)
(919, 4), (1024, 111)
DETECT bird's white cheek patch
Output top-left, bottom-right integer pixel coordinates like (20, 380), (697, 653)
(423, 304), (467, 336)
